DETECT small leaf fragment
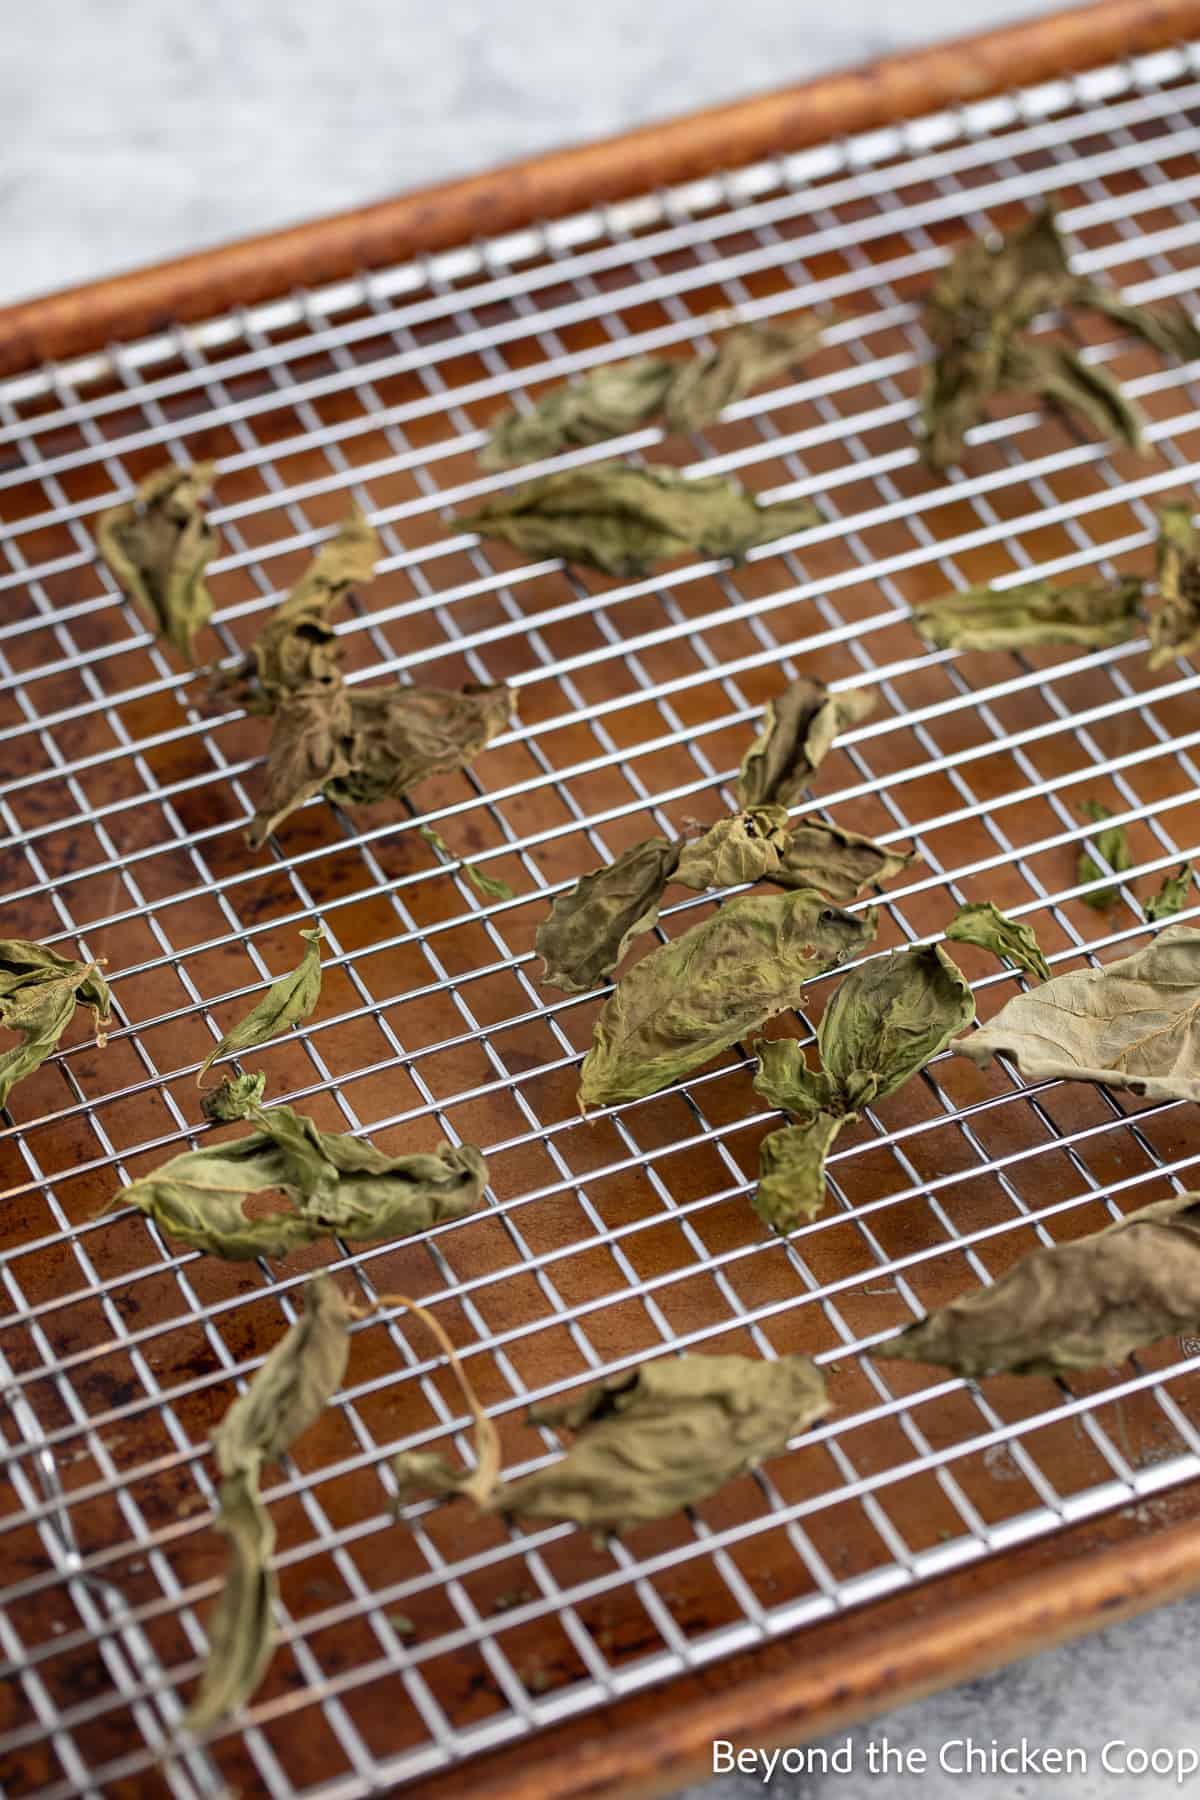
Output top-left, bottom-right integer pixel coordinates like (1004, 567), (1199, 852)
(481, 318), (824, 467)
(1146, 864), (1194, 923)
(673, 807), (789, 890)
(874, 1192), (1200, 1378)
(455, 462), (820, 578)
(735, 677), (876, 810)
(951, 920), (1200, 1103)
(770, 820), (919, 902)
(201, 1071), (268, 1123)
(106, 1107), (487, 1259)
(1150, 500), (1200, 670)
(535, 836), (681, 994)
(945, 901), (1051, 983)
(418, 825), (515, 902)
(97, 461), (216, 662)
(578, 889), (875, 1110)
(197, 925), (324, 1083)
(911, 575), (1142, 653)
(1077, 798), (1131, 910)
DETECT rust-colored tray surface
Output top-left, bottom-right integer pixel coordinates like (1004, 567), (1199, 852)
(4, 10), (1200, 1798)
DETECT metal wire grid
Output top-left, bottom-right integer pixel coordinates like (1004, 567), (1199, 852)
(2, 38), (1200, 1798)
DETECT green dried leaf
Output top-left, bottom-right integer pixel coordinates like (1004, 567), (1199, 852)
(418, 826), (514, 902)
(106, 1107), (487, 1259)
(945, 901), (1051, 983)
(215, 508), (380, 710)
(912, 575), (1142, 653)
(735, 677), (876, 810)
(188, 1276), (351, 1729)
(0, 941), (112, 1111)
(197, 925), (324, 1083)
(455, 463), (820, 578)
(751, 944), (974, 1228)
(324, 682), (513, 807)
(1150, 500), (1200, 670)
(673, 806), (789, 890)
(770, 821), (919, 903)
(920, 202), (1200, 467)
(186, 1469), (276, 1733)
(201, 1071), (268, 1123)
(97, 461), (216, 662)
(874, 1191), (1200, 1378)
(481, 318), (824, 467)
(535, 836), (681, 994)
(1146, 864), (1194, 923)
(754, 1118), (845, 1232)
(578, 889), (876, 1110)
(1077, 798), (1131, 910)
(395, 1353), (829, 1537)
(952, 920), (1200, 1102)
(215, 1274), (353, 1476)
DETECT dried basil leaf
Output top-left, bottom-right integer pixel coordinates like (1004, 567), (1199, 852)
(921, 203), (1200, 467)
(418, 826), (514, 902)
(0, 941), (112, 1111)
(536, 836), (681, 994)
(1150, 500), (1200, 670)
(197, 925), (324, 1083)
(751, 944), (974, 1228)
(481, 318), (824, 467)
(945, 901), (1051, 983)
(1077, 798), (1131, 910)
(736, 677), (876, 810)
(188, 1276), (352, 1729)
(673, 806), (789, 890)
(578, 889), (875, 1110)
(396, 1352), (829, 1537)
(216, 508), (380, 710)
(912, 575), (1142, 653)
(770, 821), (919, 903)
(97, 461), (216, 662)
(201, 1071), (267, 1123)
(1147, 865), (1194, 923)
(874, 1191), (1200, 1378)
(455, 463), (820, 578)
(952, 920), (1200, 1102)
(215, 1274), (353, 1476)
(247, 687), (355, 847)
(106, 1106), (487, 1259)
(325, 682), (513, 807)
(187, 1469), (276, 1732)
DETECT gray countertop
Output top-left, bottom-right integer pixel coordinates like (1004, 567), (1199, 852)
(6, 5), (1198, 1796)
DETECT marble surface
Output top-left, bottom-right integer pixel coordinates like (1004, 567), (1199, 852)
(8, 5), (1199, 1797)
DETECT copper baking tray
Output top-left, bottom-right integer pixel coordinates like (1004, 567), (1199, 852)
(3, 2), (1200, 1795)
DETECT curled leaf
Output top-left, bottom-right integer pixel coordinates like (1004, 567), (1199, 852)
(481, 318), (824, 467)
(578, 889), (875, 1110)
(736, 677), (876, 810)
(912, 575), (1142, 653)
(1003, 339), (1145, 455)
(197, 924), (324, 1083)
(395, 1351), (829, 1537)
(186, 1470), (276, 1733)
(952, 920), (1200, 1102)
(874, 1192), (1200, 1378)
(1077, 798), (1131, 910)
(535, 836), (680, 994)
(1150, 501), (1200, 670)
(97, 461), (216, 662)
(1146, 864), (1194, 923)
(325, 682), (513, 807)
(771, 821), (919, 903)
(201, 1071), (267, 1123)
(673, 807), (789, 890)
(455, 463), (820, 578)
(754, 1118), (845, 1232)
(106, 1107), (487, 1259)
(247, 687), (355, 847)
(0, 941), (112, 1111)
(945, 901), (1050, 983)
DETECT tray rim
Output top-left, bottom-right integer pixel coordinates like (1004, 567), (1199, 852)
(0, 0), (1197, 379)
(4, 0), (1200, 1792)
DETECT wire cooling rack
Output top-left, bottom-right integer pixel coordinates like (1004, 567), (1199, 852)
(4, 35), (1200, 1799)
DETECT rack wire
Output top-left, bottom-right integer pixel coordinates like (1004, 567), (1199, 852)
(3, 37), (1200, 1798)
